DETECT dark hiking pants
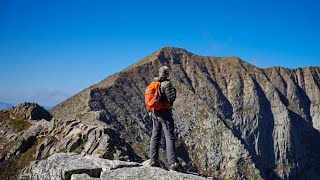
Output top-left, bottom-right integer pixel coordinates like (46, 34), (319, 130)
(149, 109), (177, 165)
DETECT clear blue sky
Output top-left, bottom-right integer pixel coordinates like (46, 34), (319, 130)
(1, 0), (319, 106)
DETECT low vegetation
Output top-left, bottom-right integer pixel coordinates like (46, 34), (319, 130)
(0, 111), (30, 132)
(0, 140), (38, 180)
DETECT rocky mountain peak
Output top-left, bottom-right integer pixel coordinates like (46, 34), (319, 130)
(47, 47), (320, 179)
(156, 46), (193, 59)
(1, 47), (320, 180)
(8, 102), (52, 121)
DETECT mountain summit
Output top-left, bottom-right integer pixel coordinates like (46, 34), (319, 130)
(48, 47), (320, 179)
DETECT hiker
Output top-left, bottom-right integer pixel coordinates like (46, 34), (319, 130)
(145, 66), (185, 172)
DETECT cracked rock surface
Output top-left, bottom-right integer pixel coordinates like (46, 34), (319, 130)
(20, 153), (209, 180)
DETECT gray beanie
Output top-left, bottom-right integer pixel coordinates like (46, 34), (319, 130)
(159, 66), (169, 78)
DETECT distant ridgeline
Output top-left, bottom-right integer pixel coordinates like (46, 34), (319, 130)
(0, 102), (13, 110)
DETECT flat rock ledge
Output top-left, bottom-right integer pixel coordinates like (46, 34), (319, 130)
(19, 153), (210, 180)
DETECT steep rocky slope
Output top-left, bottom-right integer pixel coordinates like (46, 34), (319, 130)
(0, 103), (141, 179)
(0, 103), (49, 179)
(49, 47), (320, 179)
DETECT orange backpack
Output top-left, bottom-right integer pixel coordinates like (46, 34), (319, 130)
(145, 81), (171, 111)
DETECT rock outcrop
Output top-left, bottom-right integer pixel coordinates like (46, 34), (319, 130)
(0, 103), (52, 163)
(20, 153), (209, 180)
(0, 105), (140, 179)
(8, 102), (52, 121)
(33, 118), (140, 162)
(0, 103), (52, 179)
(2, 122), (46, 162)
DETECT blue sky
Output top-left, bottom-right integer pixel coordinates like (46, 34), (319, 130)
(0, 0), (319, 106)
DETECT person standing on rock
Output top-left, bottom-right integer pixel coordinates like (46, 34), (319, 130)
(145, 66), (185, 172)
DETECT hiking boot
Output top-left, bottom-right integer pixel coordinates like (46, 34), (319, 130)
(170, 162), (186, 173)
(150, 159), (161, 167)
(143, 159), (161, 167)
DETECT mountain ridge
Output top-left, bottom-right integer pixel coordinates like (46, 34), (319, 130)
(1, 47), (319, 179)
(50, 46), (320, 122)
(48, 46), (320, 179)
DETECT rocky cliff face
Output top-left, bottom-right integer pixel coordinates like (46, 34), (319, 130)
(48, 47), (320, 179)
